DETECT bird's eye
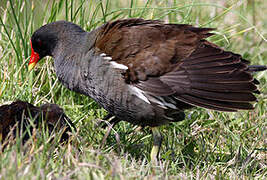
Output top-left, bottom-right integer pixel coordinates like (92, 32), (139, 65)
(37, 39), (42, 47)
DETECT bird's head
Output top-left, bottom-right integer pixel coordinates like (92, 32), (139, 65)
(29, 24), (58, 71)
(28, 21), (85, 71)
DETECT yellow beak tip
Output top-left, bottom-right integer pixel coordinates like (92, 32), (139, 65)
(28, 63), (36, 71)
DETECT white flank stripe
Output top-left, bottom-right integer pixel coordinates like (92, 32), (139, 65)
(100, 53), (106, 57)
(130, 86), (150, 104)
(104, 56), (112, 60)
(110, 61), (128, 70)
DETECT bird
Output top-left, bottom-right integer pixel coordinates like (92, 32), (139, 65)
(28, 18), (266, 163)
(0, 100), (74, 146)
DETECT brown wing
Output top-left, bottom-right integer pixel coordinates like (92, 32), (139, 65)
(95, 18), (214, 82)
(95, 18), (260, 111)
(137, 41), (258, 111)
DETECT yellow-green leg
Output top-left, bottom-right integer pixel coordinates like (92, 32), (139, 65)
(150, 127), (162, 164)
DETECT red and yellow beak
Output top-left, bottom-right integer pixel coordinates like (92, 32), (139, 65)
(28, 40), (40, 71)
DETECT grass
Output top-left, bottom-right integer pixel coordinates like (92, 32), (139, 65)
(0, 0), (266, 179)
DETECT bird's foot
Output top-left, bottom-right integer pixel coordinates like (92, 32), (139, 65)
(150, 127), (162, 166)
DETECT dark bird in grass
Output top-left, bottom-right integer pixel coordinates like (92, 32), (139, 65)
(28, 18), (266, 163)
(0, 100), (74, 145)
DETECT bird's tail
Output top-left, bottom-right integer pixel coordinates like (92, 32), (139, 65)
(247, 65), (267, 72)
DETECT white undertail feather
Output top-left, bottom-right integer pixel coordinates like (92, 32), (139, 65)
(159, 97), (178, 109)
(129, 86), (150, 104)
(129, 86), (180, 108)
(148, 96), (178, 109)
(147, 96), (167, 109)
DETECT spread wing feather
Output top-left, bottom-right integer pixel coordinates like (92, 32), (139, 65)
(136, 41), (262, 111)
(95, 18), (265, 112)
(159, 42), (260, 111)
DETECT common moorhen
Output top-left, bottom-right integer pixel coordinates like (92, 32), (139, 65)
(28, 18), (266, 162)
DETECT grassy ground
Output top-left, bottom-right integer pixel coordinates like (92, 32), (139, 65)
(0, 0), (266, 179)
